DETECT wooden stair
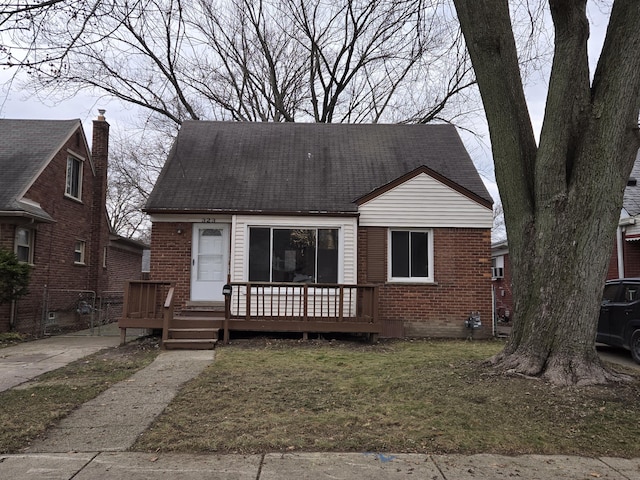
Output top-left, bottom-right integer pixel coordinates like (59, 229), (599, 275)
(162, 307), (225, 350)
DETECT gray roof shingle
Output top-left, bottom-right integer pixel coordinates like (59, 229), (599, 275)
(0, 119), (81, 219)
(624, 149), (640, 217)
(145, 121), (492, 214)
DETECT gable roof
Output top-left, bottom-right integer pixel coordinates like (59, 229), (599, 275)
(145, 121), (492, 215)
(623, 148), (640, 217)
(0, 119), (84, 221)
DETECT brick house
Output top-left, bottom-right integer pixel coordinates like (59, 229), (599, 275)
(608, 148), (640, 279)
(142, 121), (494, 340)
(0, 113), (146, 334)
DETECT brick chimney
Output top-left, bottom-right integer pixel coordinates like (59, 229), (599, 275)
(91, 109), (110, 294)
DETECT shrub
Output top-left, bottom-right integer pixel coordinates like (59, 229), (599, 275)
(0, 248), (31, 305)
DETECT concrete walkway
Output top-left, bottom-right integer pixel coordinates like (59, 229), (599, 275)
(1, 330), (639, 479)
(24, 349), (214, 453)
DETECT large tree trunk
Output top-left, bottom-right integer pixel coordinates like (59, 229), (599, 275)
(453, 0), (640, 385)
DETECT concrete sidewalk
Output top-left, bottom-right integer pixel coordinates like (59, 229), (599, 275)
(1, 452), (639, 479)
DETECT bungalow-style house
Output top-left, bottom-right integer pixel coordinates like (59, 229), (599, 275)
(126, 121), (494, 347)
(0, 113), (145, 334)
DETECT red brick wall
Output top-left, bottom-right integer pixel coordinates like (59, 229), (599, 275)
(90, 117), (111, 295)
(359, 226), (492, 339)
(621, 240), (640, 278)
(107, 246), (144, 292)
(606, 242), (620, 280)
(606, 235), (640, 280)
(149, 222), (192, 308)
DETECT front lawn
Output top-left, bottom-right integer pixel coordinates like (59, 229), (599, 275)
(133, 337), (640, 457)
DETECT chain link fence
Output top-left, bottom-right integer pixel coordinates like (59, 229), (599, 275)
(41, 289), (124, 336)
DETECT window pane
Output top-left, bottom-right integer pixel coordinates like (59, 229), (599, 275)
(249, 228), (271, 281)
(66, 157), (81, 198)
(602, 284), (620, 302)
(317, 229), (338, 283)
(17, 246), (29, 263)
(198, 229), (224, 281)
(410, 232), (429, 277)
(74, 241), (85, 263)
(391, 231), (409, 277)
(272, 229), (316, 282)
(16, 228), (32, 263)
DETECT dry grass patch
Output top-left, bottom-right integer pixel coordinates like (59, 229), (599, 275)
(134, 338), (640, 457)
(0, 337), (160, 453)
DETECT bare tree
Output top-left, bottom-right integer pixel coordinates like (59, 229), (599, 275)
(2, 0), (477, 126)
(2, 0), (483, 241)
(453, 0), (640, 385)
(106, 127), (170, 239)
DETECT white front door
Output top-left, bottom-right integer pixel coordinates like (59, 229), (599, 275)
(191, 224), (229, 301)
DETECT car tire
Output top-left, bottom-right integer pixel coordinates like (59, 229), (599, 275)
(631, 330), (640, 365)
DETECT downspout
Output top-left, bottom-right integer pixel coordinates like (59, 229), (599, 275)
(9, 300), (16, 331)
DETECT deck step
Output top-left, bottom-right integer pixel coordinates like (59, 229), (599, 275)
(168, 328), (219, 332)
(171, 317), (225, 329)
(163, 338), (217, 350)
(168, 327), (220, 340)
(173, 315), (225, 321)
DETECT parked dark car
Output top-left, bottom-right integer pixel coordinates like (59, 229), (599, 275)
(598, 278), (640, 364)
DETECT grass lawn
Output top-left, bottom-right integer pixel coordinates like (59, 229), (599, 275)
(133, 337), (640, 457)
(0, 337), (159, 453)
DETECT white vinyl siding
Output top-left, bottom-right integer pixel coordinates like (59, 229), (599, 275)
(232, 215), (357, 284)
(358, 173), (493, 228)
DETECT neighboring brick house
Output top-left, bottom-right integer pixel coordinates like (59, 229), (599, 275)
(144, 121), (494, 339)
(0, 113), (145, 334)
(608, 148), (640, 279)
(491, 147), (640, 326)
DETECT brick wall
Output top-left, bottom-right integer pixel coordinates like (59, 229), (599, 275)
(90, 115), (110, 295)
(107, 245), (144, 292)
(359, 226), (492, 339)
(149, 222), (192, 309)
(606, 235), (640, 280)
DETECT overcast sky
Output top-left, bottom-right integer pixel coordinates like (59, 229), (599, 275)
(0, 3), (611, 205)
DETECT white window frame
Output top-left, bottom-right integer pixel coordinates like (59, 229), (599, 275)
(65, 155), (83, 200)
(247, 226), (341, 284)
(15, 227), (34, 264)
(387, 228), (434, 283)
(491, 256), (505, 279)
(74, 240), (86, 265)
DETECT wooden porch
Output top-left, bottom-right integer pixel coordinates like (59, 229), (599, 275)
(118, 280), (381, 349)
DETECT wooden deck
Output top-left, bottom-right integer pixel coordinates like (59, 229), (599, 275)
(118, 281), (380, 349)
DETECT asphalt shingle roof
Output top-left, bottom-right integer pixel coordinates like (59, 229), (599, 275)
(623, 149), (640, 217)
(0, 119), (81, 219)
(145, 121), (492, 214)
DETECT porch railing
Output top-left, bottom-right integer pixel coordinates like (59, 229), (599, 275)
(227, 282), (378, 323)
(118, 280), (175, 344)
